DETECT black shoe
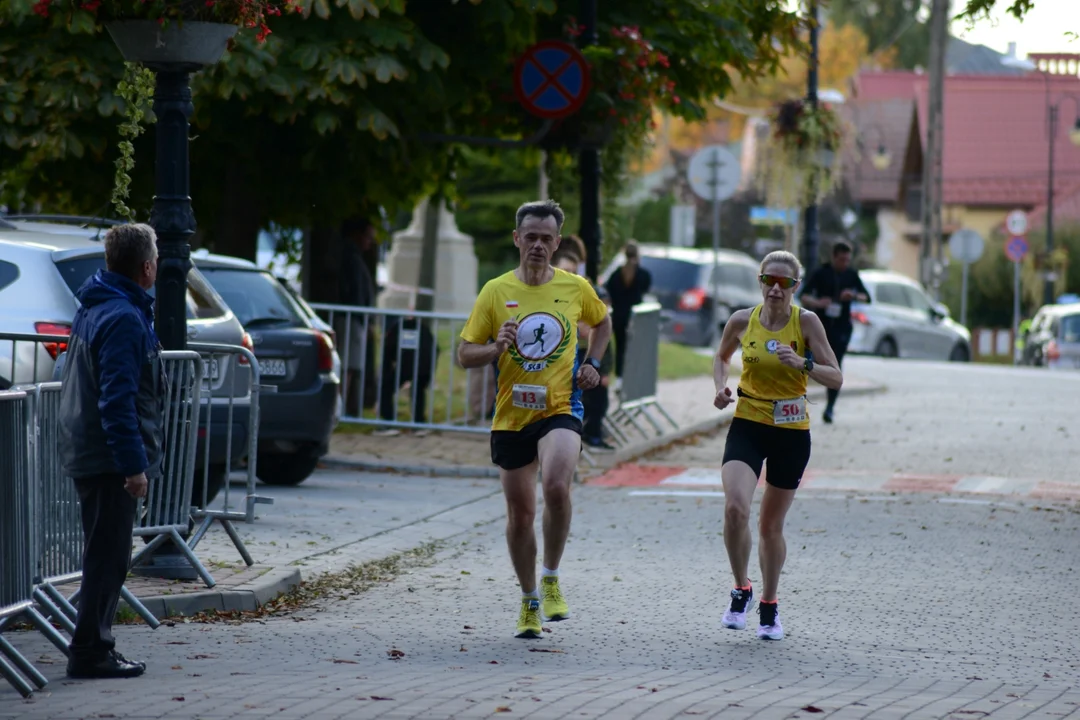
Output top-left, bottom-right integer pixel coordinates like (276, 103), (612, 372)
(112, 651), (146, 671)
(822, 408), (834, 424)
(67, 650), (146, 679)
(584, 437), (616, 452)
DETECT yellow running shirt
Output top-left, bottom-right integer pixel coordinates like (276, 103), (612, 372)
(461, 268), (608, 432)
(734, 305), (811, 430)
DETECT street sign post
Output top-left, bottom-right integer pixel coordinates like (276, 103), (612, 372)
(687, 144), (740, 333)
(1006, 209), (1028, 237)
(947, 228), (985, 327)
(1005, 234), (1029, 366)
(513, 41), (591, 120)
(668, 204), (696, 247)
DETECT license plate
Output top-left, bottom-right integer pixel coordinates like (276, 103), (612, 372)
(207, 358), (220, 381)
(261, 358), (287, 377)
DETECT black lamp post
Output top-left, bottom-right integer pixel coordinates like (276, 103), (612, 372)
(1043, 95), (1080, 306)
(801, 0), (820, 276)
(577, 0), (601, 285)
(107, 20), (237, 579)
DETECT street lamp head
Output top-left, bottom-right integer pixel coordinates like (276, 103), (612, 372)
(871, 143), (892, 171)
(1070, 117), (1080, 147)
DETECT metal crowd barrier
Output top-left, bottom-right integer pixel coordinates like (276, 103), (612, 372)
(22, 383), (159, 653)
(607, 302), (678, 444)
(0, 331), (70, 388)
(310, 303), (495, 433)
(0, 391), (54, 698)
(183, 343), (273, 572)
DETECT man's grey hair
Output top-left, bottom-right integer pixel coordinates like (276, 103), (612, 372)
(516, 199), (564, 231)
(104, 223), (158, 280)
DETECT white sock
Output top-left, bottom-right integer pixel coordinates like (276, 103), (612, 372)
(522, 589), (539, 599)
(542, 567), (558, 578)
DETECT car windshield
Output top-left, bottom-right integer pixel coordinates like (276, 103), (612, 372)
(53, 255), (226, 319)
(1061, 313), (1080, 343)
(198, 267), (305, 327)
(637, 257), (702, 293)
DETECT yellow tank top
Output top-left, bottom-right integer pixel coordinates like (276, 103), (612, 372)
(734, 305), (811, 430)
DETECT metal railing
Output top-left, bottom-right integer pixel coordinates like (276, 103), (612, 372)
(21, 383), (159, 653)
(0, 332), (70, 387)
(310, 303), (495, 433)
(0, 391), (57, 698)
(184, 343), (274, 569)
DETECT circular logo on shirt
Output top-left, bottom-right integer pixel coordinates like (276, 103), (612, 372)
(765, 339), (780, 354)
(515, 312), (565, 361)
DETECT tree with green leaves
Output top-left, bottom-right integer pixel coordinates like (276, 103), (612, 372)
(1, 0), (804, 301)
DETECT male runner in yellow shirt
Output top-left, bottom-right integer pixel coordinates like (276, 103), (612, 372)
(458, 200), (612, 639)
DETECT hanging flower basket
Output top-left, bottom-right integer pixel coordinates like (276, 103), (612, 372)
(106, 20), (238, 66)
(756, 98), (850, 209)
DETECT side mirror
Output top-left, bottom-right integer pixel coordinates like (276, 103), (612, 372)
(930, 302), (949, 320)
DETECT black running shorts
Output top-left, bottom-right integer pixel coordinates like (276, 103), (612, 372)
(490, 414), (583, 471)
(721, 417), (811, 490)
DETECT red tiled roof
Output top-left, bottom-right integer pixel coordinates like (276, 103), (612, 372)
(853, 71), (1080, 207)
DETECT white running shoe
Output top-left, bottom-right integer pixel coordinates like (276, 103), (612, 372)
(757, 603), (784, 640)
(721, 586), (754, 630)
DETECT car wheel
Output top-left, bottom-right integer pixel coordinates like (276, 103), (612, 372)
(256, 453), (320, 486)
(875, 337), (899, 358)
(948, 343), (970, 362)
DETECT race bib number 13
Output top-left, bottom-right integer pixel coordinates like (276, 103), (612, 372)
(773, 396), (807, 425)
(512, 384), (547, 410)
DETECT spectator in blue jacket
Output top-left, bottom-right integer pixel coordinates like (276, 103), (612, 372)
(57, 223), (164, 680)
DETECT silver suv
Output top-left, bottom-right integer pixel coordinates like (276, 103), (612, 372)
(0, 216), (252, 501)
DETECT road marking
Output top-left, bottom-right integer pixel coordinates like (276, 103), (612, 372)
(628, 490), (726, 498)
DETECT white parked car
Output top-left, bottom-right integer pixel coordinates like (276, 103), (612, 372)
(846, 269), (972, 361)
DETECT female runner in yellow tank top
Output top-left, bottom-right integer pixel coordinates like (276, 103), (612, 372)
(711, 250), (843, 640)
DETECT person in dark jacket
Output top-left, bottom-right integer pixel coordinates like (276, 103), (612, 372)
(604, 241), (652, 384)
(376, 315), (436, 434)
(58, 223), (164, 680)
(798, 240), (870, 423)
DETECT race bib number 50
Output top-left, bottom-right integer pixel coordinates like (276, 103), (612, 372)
(773, 396), (807, 425)
(512, 384), (547, 410)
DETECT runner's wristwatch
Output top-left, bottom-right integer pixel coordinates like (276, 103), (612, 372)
(584, 357), (602, 371)
(803, 357), (814, 373)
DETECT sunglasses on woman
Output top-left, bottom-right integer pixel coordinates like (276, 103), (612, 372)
(759, 274), (799, 290)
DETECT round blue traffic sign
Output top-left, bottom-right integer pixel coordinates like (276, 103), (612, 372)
(1005, 235), (1029, 263)
(513, 40), (591, 120)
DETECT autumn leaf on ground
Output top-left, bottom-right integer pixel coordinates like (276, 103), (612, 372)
(171, 697), (185, 702)
(800, 707), (824, 714)
(495, 706), (511, 713)
(528, 648), (565, 654)
(387, 649), (405, 659)
(371, 696), (393, 701)
(332, 659), (359, 664)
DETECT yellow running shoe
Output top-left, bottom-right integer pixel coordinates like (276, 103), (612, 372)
(516, 597), (543, 638)
(541, 576), (570, 622)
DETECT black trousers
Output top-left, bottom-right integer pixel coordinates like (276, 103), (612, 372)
(582, 385), (609, 441)
(825, 325), (852, 409)
(378, 362), (431, 422)
(612, 316), (629, 378)
(71, 474), (136, 663)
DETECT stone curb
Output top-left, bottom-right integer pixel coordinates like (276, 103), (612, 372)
(319, 457), (500, 478)
(122, 566), (301, 620)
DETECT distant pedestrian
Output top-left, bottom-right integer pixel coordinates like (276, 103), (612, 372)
(553, 246), (615, 452)
(58, 223), (164, 679)
(375, 315), (436, 435)
(604, 241), (651, 384)
(798, 241), (869, 423)
(338, 217), (379, 416)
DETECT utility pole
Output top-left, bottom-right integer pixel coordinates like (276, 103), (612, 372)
(801, 0), (820, 276)
(921, 0), (948, 298)
(578, 0), (601, 285)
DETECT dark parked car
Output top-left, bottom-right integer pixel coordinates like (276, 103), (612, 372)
(192, 251), (340, 486)
(599, 245), (762, 347)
